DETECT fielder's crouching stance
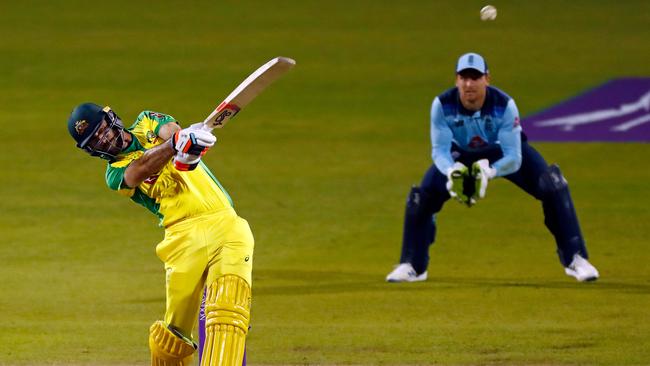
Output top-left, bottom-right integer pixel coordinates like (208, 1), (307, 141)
(386, 53), (599, 283)
(68, 103), (253, 366)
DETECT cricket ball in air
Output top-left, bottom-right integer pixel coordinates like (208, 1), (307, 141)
(480, 5), (497, 21)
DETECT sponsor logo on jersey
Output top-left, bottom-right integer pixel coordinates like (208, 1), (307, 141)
(149, 112), (166, 119)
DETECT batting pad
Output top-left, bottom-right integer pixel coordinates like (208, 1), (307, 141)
(149, 321), (196, 366)
(200, 274), (251, 366)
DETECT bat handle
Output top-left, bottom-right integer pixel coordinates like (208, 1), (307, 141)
(200, 122), (215, 132)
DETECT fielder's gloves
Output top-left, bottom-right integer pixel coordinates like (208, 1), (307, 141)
(445, 162), (469, 204)
(471, 159), (497, 200)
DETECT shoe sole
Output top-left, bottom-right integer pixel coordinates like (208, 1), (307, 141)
(386, 274), (428, 283)
(386, 279), (427, 283)
(565, 268), (599, 282)
(386, 279), (426, 283)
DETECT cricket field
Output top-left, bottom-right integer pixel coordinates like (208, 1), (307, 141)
(1, 1), (649, 365)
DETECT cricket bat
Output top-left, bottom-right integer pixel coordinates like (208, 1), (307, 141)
(202, 56), (296, 130)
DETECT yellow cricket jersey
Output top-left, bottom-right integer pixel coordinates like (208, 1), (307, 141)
(105, 111), (233, 227)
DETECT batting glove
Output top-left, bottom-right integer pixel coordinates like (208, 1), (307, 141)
(170, 125), (216, 156)
(445, 162), (469, 204)
(170, 125), (216, 171)
(173, 151), (203, 171)
(471, 159), (497, 200)
(186, 122), (210, 132)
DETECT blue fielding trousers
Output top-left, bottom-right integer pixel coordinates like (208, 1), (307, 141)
(399, 140), (589, 274)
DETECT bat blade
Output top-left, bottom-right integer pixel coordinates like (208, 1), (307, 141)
(203, 57), (296, 130)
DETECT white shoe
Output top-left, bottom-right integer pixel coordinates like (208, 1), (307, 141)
(564, 254), (599, 282)
(386, 263), (428, 283)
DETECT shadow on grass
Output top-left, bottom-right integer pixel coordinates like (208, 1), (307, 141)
(252, 269), (650, 296)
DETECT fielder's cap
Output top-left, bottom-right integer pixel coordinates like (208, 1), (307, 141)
(456, 52), (488, 74)
(67, 102), (106, 148)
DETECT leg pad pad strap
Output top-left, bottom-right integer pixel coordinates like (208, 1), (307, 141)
(200, 275), (251, 366)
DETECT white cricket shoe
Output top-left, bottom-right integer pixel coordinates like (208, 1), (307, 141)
(564, 254), (599, 282)
(386, 263), (428, 283)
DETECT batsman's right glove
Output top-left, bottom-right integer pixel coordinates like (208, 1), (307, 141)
(170, 124), (216, 155)
(445, 162), (470, 205)
(170, 124), (216, 171)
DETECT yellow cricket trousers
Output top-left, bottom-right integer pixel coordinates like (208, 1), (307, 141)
(155, 208), (254, 338)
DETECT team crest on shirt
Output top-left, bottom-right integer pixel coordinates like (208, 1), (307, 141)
(74, 120), (89, 136)
(469, 135), (488, 149)
(146, 130), (156, 143)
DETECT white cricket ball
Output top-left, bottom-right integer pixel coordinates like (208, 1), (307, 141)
(480, 5), (497, 21)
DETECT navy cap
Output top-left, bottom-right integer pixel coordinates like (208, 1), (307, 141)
(456, 52), (488, 74)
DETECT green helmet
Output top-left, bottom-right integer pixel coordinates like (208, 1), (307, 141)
(67, 103), (126, 161)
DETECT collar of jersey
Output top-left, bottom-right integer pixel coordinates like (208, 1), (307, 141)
(458, 103), (482, 117)
(457, 87), (491, 117)
(121, 131), (143, 154)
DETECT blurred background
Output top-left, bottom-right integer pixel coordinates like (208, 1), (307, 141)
(1, 1), (649, 365)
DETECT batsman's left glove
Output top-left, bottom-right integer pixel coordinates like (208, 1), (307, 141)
(173, 151), (203, 171)
(471, 159), (497, 201)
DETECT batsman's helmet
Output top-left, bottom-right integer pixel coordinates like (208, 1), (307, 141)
(67, 102), (127, 161)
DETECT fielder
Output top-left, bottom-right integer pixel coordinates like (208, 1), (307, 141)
(68, 103), (253, 366)
(386, 53), (599, 283)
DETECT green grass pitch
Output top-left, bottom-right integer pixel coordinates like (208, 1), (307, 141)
(1, 0), (649, 365)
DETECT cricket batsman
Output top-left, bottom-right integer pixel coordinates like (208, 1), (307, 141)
(386, 53), (599, 283)
(67, 103), (253, 366)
